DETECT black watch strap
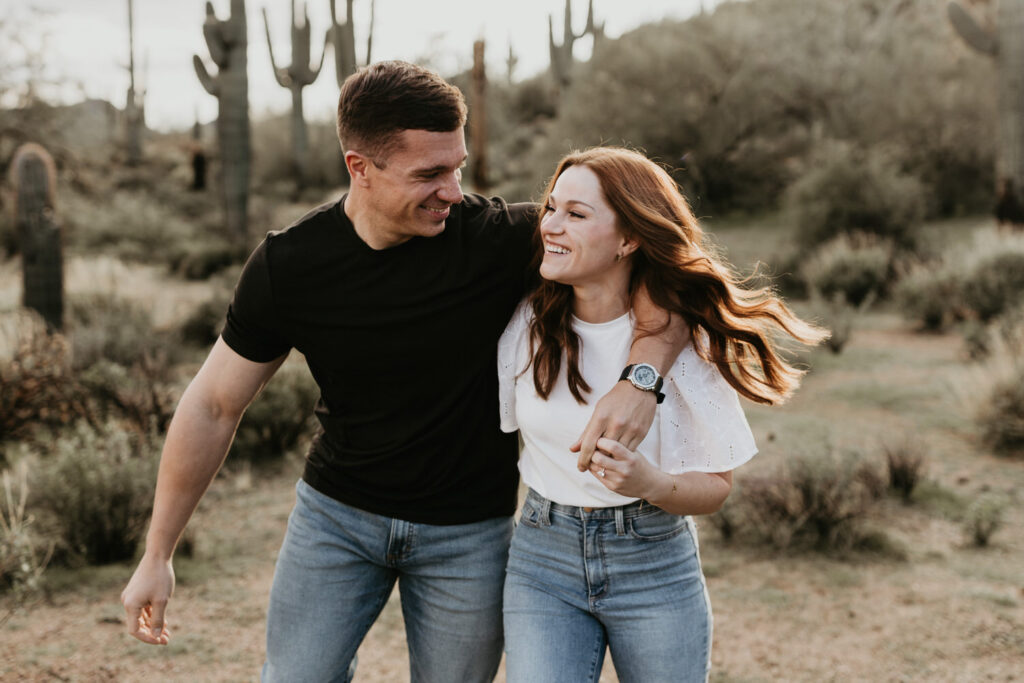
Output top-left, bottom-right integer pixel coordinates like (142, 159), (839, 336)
(619, 364), (666, 404)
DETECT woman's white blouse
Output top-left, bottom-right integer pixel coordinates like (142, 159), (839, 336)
(498, 301), (758, 508)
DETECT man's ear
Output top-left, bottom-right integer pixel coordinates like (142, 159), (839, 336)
(345, 150), (372, 187)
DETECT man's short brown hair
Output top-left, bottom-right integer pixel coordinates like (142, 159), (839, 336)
(337, 60), (467, 166)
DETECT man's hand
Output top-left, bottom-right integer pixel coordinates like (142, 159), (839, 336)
(571, 381), (657, 471)
(121, 553), (175, 645)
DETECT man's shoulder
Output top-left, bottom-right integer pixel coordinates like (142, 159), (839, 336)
(266, 196), (345, 245)
(455, 193), (537, 230)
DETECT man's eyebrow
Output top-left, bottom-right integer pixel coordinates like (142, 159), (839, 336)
(412, 156), (468, 176)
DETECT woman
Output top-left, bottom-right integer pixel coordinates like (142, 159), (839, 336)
(498, 147), (826, 682)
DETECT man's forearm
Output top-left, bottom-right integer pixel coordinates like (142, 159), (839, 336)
(630, 287), (689, 374)
(144, 388), (242, 560)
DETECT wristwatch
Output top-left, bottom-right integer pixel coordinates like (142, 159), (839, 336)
(619, 363), (665, 404)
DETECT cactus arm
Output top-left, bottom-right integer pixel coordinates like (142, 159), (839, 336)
(203, 8), (228, 67)
(948, 2), (998, 56)
(310, 28), (329, 82)
(193, 55), (220, 96)
(262, 7), (291, 87)
(365, 0), (375, 65)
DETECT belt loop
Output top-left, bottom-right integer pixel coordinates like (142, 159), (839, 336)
(538, 495), (553, 527)
(615, 506), (626, 536)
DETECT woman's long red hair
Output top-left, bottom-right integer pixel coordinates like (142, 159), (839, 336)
(526, 147), (828, 405)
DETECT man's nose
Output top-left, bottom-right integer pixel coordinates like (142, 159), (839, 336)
(437, 172), (463, 204)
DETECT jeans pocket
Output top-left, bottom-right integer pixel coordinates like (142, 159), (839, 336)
(626, 509), (688, 542)
(517, 498), (544, 529)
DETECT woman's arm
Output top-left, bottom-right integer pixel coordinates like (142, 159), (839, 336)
(587, 437), (732, 516)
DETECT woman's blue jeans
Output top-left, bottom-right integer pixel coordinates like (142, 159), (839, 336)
(503, 489), (712, 683)
(261, 479), (513, 682)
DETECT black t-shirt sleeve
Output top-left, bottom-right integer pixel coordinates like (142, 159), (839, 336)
(221, 237), (292, 362)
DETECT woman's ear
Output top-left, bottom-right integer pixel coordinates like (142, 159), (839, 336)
(619, 236), (640, 258)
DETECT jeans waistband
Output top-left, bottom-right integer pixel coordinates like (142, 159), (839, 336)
(524, 488), (650, 521)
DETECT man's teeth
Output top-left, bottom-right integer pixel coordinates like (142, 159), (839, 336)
(546, 244), (570, 254)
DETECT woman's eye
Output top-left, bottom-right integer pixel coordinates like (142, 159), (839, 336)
(569, 211), (584, 219)
(543, 204), (555, 213)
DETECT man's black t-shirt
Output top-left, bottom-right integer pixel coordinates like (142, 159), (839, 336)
(221, 194), (536, 525)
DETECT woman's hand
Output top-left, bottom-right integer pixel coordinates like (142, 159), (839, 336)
(587, 436), (669, 501)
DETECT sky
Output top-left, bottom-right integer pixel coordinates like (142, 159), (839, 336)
(8, 0), (708, 132)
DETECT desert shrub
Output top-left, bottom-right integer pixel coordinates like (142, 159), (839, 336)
(896, 231), (1024, 331)
(180, 294), (230, 348)
(1, 461), (51, 597)
(64, 189), (198, 264)
(77, 360), (179, 433)
(785, 142), (925, 251)
(67, 294), (182, 371)
(894, 264), (957, 331)
(29, 420), (159, 565)
(734, 450), (885, 552)
(0, 311), (92, 445)
(167, 237), (245, 281)
(963, 494), (1006, 547)
(801, 233), (893, 307)
(803, 293), (859, 355)
(230, 362), (319, 463)
(883, 438), (926, 502)
(958, 251), (1024, 323)
(976, 366), (1024, 455)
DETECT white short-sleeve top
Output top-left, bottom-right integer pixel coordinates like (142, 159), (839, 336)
(498, 301), (758, 508)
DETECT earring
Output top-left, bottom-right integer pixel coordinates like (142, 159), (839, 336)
(615, 252), (623, 262)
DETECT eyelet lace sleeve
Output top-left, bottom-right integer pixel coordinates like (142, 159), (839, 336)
(497, 300), (531, 433)
(658, 343), (758, 474)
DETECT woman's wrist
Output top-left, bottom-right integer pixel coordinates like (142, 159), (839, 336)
(644, 471), (677, 507)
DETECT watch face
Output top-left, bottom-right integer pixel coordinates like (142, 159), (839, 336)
(633, 364), (657, 388)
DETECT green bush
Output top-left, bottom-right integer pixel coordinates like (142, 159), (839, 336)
(785, 142), (926, 251)
(64, 190), (198, 264)
(963, 494), (1006, 547)
(29, 421), (159, 566)
(0, 311), (92, 445)
(1, 461), (51, 596)
(731, 450), (885, 552)
(883, 438), (926, 502)
(802, 233), (893, 307)
(68, 294), (182, 371)
(977, 366), (1024, 455)
(894, 264), (957, 331)
(179, 294), (230, 348)
(230, 362), (319, 463)
(896, 230), (1024, 330)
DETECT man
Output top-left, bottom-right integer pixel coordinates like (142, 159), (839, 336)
(122, 61), (684, 682)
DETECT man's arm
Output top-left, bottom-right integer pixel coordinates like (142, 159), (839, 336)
(121, 338), (287, 645)
(574, 287), (689, 471)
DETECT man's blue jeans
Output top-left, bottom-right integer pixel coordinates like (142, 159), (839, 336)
(261, 479), (513, 682)
(503, 489), (712, 683)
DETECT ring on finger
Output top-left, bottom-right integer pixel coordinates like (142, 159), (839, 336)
(598, 468), (606, 477)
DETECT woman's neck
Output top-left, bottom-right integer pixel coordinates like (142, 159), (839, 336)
(572, 280), (631, 323)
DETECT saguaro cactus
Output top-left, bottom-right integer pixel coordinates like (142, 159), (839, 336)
(328, 0), (375, 87)
(11, 143), (63, 331)
(470, 40), (488, 192)
(124, 0), (145, 164)
(194, 0), (251, 243)
(263, 0), (327, 187)
(548, 0), (604, 86)
(948, 0), (1024, 227)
